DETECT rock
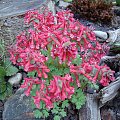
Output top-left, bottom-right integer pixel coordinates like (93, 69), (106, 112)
(93, 31), (108, 40)
(3, 88), (43, 120)
(0, 0), (47, 18)
(0, 0), (50, 49)
(59, 0), (71, 8)
(0, 100), (4, 120)
(8, 73), (22, 85)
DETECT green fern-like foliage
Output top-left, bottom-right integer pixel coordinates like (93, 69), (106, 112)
(71, 88), (86, 109)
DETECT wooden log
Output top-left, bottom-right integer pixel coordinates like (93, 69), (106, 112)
(79, 77), (120, 120)
(99, 77), (120, 107)
(94, 29), (119, 43)
(79, 93), (101, 120)
(94, 29), (120, 53)
(101, 54), (120, 62)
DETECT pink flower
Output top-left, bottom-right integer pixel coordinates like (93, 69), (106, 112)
(82, 63), (93, 73)
(21, 77), (40, 96)
(33, 80), (54, 109)
(41, 97), (53, 109)
(48, 74), (75, 101)
(100, 76), (109, 86)
(51, 41), (78, 64)
(24, 84), (32, 96)
(33, 91), (41, 108)
(99, 65), (115, 86)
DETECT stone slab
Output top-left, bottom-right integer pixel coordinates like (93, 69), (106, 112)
(0, 0), (46, 18)
(3, 88), (43, 120)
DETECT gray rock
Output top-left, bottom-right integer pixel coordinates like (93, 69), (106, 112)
(59, 1), (71, 8)
(3, 88), (43, 120)
(0, 0), (47, 19)
(8, 73), (22, 86)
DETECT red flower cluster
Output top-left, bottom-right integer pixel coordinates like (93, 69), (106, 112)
(9, 30), (50, 78)
(48, 74), (74, 101)
(21, 75), (74, 109)
(9, 10), (115, 109)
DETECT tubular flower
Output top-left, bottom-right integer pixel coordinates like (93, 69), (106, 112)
(70, 63), (115, 85)
(21, 77), (41, 96)
(48, 74), (74, 101)
(33, 81), (53, 109)
(99, 65), (115, 86)
(9, 32), (49, 78)
(51, 41), (78, 64)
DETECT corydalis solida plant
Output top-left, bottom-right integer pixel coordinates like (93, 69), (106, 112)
(9, 10), (115, 118)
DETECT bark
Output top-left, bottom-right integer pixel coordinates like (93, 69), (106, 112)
(79, 94), (101, 120)
(94, 29), (120, 53)
(99, 77), (120, 107)
(79, 77), (120, 120)
(101, 54), (120, 63)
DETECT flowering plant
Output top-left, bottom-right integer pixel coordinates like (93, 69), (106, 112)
(9, 9), (115, 119)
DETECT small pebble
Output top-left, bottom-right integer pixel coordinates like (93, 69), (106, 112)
(8, 73), (22, 85)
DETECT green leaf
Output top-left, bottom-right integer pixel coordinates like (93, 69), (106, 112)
(72, 54), (82, 66)
(62, 100), (69, 108)
(33, 109), (43, 118)
(39, 101), (43, 109)
(51, 109), (59, 114)
(19, 66), (23, 70)
(0, 44), (4, 51)
(31, 85), (40, 96)
(63, 68), (70, 74)
(46, 57), (53, 64)
(41, 50), (48, 56)
(43, 109), (49, 118)
(0, 83), (12, 100)
(71, 97), (77, 103)
(27, 71), (36, 77)
(3, 58), (11, 68)
(53, 102), (59, 108)
(76, 102), (82, 109)
(0, 81), (7, 100)
(71, 88), (86, 109)
(0, 66), (6, 78)
(91, 84), (99, 90)
(30, 89), (36, 96)
(64, 0), (72, 2)
(6, 65), (18, 76)
(60, 110), (66, 117)
(54, 115), (61, 120)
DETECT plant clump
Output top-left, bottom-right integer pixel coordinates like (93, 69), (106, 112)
(68, 0), (114, 24)
(0, 40), (18, 100)
(9, 9), (115, 120)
